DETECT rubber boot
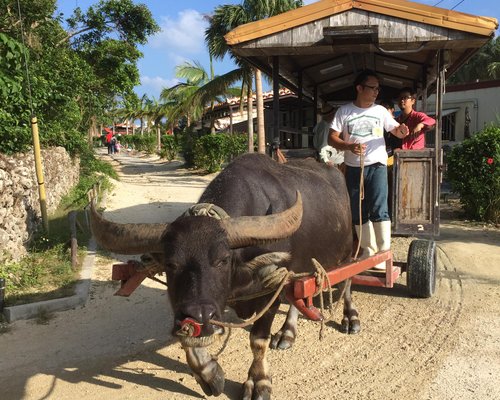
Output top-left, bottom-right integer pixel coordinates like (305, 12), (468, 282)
(372, 221), (392, 270)
(354, 221), (378, 259)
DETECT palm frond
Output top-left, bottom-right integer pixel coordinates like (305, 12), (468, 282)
(191, 67), (246, 107)
(175, 60), (209, 84)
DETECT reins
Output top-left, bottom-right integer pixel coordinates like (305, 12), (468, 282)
(353, 149), (365, 260)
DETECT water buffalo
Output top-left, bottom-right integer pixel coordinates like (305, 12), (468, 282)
(90, 153), (358, 400)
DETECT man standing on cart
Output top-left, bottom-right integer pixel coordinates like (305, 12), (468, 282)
(328, 69), (409, 268)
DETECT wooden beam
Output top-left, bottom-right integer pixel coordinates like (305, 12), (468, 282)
(273, 56), (280, 146)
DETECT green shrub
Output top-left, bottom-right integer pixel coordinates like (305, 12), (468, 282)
(119, 133), (156, 154)
(192, 133), (249, 173)
(446, 126), (500, 223)
(194, 134), (228, 173)
(160, 134), (180, 161)
(179, 129), (197, 167)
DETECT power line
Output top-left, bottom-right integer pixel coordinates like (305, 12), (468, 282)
(433, 0), (446, 6)
(451, 0), (466, 10)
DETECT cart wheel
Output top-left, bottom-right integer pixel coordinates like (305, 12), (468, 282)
(407, 239), (436, 298)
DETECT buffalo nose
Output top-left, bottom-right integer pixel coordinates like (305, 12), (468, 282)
(181, 303), (217, 324)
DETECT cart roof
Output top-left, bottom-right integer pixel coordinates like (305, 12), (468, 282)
(226, 0), (498, 102)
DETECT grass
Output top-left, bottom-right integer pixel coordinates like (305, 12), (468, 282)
(0, 209), (91, 307)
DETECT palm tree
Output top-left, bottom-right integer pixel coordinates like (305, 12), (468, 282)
(205, 0), (303, 153)
(161, 60), (242, 131)
(449, 36), (500, 83)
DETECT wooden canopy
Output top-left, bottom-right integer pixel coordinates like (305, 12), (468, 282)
(226, 0), (498, 102)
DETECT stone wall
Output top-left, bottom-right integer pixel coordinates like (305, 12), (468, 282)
(0, 147), (80, 261)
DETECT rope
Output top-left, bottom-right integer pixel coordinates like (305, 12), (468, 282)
(208, 269), (293, 329)
(182, 203), (229, 220)
(208, 258), (344, 343)
(353, 148), (365, 260)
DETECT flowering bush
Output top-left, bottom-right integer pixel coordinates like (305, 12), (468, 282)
(446, 126), (500, 223)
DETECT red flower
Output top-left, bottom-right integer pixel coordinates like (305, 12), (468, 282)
(487, 158), (494, 165)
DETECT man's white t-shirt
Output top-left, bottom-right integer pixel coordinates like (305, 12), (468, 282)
(330, 103), (399, 167)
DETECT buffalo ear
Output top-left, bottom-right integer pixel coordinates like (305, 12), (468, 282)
(243, 252), (292, 289)
(243, 252), (291, 271)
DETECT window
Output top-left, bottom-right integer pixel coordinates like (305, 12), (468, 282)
(441, 112), (456, 141)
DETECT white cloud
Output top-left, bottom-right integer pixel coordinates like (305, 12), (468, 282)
(139, 75), (180, 98)
(149, 9), (208, 55)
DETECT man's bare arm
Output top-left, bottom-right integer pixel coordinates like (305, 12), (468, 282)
(329, 129), (366, 155)
(391, 123), (410, 138)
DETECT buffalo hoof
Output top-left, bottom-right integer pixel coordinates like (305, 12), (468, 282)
(270, 329), (295, 350)
(193, 360), (225, 397)
(242, 377), (272, 400)
(340, 316), (361, 335)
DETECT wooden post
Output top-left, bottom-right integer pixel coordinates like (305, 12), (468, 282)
(31, 116), (49, 232)
(255, 68), (266, 154)
(298, 72), (303, 146)
(68, 211), (78, 270)
(272, 56), (280, 152)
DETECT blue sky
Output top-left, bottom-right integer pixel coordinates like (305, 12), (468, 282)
(56, 0), (499, 99)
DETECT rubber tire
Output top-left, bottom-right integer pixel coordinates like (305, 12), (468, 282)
(407, 239), (437, 298)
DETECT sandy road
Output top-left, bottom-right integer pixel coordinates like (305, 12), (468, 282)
(0, 149), (499, 400)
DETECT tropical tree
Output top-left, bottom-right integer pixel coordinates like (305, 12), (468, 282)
(160, 60), (241, 131)
(0, 0), (159, 154)
(205, 0), (303, 153)
(448, 36), (500, 83)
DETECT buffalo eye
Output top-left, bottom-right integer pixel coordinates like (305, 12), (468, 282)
(215, 256), (230, 269)
(164, 262), (179, 272)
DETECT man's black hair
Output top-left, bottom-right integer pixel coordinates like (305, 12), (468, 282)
(399, 86), (417, 97)
(353, 69), (379, 88)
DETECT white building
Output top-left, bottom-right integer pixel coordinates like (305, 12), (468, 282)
(426, 80), (500, 145)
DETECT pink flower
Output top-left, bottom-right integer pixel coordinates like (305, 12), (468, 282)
(487, 158), (494, 165)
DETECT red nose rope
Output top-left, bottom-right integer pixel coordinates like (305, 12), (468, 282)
(177, 318), (202, 337)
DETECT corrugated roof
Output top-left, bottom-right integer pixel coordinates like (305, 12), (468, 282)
(225, 0), (498, 45)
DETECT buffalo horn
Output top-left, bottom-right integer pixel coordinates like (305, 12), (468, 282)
(222, 191), (303, 249)
(89, 202), (167, 254)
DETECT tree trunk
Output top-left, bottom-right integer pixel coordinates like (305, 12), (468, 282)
(88, 115), (97, 147)
(247, 84), (254, 153)
(156, 124), (161, 152)
(210, 100), (216, 134)
(229, 105), (233, 135)
(255, 68), (265, 154)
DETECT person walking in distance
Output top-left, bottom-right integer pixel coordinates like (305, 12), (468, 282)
(328, 69), (409, 269)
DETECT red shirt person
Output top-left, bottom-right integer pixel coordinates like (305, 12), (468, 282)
(396, 88), (435, 149)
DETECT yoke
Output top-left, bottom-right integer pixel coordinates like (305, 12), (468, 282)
(110, 250), (409, 321)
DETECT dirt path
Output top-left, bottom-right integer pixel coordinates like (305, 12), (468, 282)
(1, 150), (499, 400)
